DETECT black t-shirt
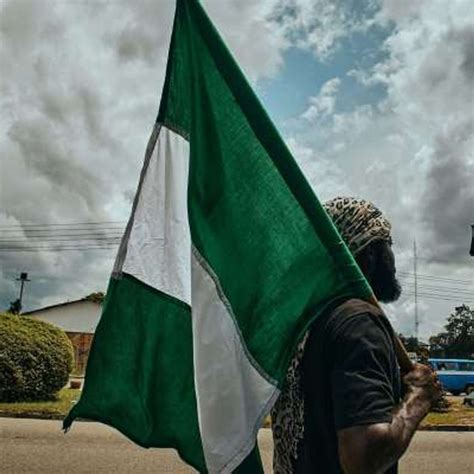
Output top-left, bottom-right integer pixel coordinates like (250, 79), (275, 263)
(295, 299), (401, 473)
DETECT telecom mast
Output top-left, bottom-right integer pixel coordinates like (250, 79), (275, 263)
(413, 239), (419, 339)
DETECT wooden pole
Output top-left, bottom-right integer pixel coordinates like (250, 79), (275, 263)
(367, 294), (414, 374)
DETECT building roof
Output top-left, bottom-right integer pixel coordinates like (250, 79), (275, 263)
(22, 296), (102, 315)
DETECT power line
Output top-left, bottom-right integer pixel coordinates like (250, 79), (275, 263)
(0, 241), (119, 250)
(403, 291), (474, 304)
(399, 272), (473, 285)
(0, 221), (127, 252)
(404, 290), (474, 301)
(0, 245), (119, 252)
(0, 234), (123, 241)
(399, 271), (473, 284)
(399, 279), (474, 293)
(403, 295), (474, 305)
(415, 256), (466, 264)
(0, 221), (126, 229)
(399, 275), (474, 289)
(401, 286), (474, 297)
(0, 238), (122, 245)
(402, 283), (474, 296)
(0, 228), (124, 233)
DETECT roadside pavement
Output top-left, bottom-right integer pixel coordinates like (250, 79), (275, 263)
(1, 418), (474, 473)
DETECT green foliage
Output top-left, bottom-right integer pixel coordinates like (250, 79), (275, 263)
(0, 388), (80, 416)
(7, 299), (22, 314)
(0, 312), (74, 402)
(429, 305), (474, 358)
(84, 292), (104, 304)
(398, 334), (421, 352)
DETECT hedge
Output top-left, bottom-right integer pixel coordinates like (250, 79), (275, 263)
(0, 312), (74, 402)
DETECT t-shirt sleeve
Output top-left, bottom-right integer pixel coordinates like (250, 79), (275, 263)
(330, 313), (396, 431)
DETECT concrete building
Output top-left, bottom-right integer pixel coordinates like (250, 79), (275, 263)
(23, 297), (102, 374)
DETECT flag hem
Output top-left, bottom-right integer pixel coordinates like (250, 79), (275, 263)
(63, 409), (203, 472)
(63, 273), (201, 471)
(221, 387), (280, 473)
(113, 121), (162, 278)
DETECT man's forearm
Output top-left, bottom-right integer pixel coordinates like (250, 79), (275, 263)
(367, 388), (431, 472)
(339, 388), (431, 474)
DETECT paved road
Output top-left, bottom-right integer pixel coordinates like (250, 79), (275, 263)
(1, 418), (473, 473)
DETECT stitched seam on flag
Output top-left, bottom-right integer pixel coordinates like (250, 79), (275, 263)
(191, 245), (278, 387)
(160, 120), (190, 142)
(112, 121), (162, 278)
(121, 272), (191, 311)
(222, 386), (281, 473)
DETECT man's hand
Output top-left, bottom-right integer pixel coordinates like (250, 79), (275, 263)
(403, 363), (443, 407)
(338, 363), (442, 474)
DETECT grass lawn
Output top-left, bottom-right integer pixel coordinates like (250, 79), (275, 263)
(263, 396), (474, 429)
(421, 396), (474, 427)
(0, 388), (81, 418)
(0, 391), (472, 427)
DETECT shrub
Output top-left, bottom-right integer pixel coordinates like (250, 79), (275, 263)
(0, 312), (74, 402)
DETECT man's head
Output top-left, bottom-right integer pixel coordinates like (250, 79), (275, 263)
(324, 197), (401, 303)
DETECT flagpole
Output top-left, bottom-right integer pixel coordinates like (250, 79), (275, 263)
(367, 294), (414, 374)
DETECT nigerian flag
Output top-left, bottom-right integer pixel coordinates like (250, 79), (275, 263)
(64, 0), (372, 472)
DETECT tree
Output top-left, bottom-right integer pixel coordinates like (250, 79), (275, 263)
(398, 334), (421, 353)
(84, 292), (105, 304)
(0, 312), (74, 402)
(7, 298), (22, 314)
(429, 305), (474, 358)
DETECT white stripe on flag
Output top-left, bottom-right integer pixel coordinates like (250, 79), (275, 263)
(122, 126), (191, 304)
(191, 248), (279, 473)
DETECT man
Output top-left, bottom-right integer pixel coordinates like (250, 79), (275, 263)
(272, 197), (441, 473)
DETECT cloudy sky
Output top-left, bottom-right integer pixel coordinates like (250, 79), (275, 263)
(1, 0), (473, 340)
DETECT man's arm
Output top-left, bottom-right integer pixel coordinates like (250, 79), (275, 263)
(337, 363), (442, 474)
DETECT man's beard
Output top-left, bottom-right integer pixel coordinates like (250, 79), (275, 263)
(370, 262), (402, 303)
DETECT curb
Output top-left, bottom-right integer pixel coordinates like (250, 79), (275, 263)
(0, 412), (65, 421)
(418, 424), (474, 432)
(1, 413), (474, 432)
(0, 413), (88, 422)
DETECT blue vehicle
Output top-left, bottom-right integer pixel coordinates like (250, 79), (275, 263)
(429, 358), (474, 395)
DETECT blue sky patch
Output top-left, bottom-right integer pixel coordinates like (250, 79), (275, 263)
(258, 23), (392, 124)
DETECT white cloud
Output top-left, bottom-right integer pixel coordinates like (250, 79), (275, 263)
(0, 0), (291, 310)
(297, 0), (473, 259)
(290, 0), (474, 337)
(270, 0), (373, 59)
(205, 0), (289, 81)
(301, 78), (341, 122)
(0, 0), (471, 340)
(285, 136), (351, 200)
(377, 0), (429, 22)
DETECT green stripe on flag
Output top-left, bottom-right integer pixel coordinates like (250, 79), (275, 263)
(158, 0), (372, 383)
(64, 274), (206, 472)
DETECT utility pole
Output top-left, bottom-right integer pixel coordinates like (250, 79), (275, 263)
(470, 224), (474, 257)
(16, 272), (30, 310)
(413, 239), (419, 340)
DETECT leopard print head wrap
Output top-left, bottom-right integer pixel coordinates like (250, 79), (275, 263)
(323, 197), (391, 255)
